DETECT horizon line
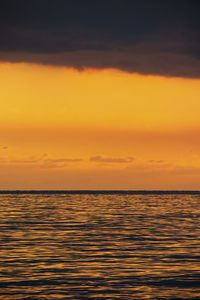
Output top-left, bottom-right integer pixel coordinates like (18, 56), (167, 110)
(0, 190), (200, 194)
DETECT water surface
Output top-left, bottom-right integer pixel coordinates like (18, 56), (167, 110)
(0, 192), (200, 299)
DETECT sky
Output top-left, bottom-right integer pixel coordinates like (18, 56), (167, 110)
(0, 0), (200, 190)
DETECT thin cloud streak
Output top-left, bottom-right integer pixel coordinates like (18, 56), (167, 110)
(1, 156), (83, 168)
(90, 155), (135, 164)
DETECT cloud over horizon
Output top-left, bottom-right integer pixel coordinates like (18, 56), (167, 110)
(0, 0), (200, 78)
(0, 155), (83, 169)
(90, 155), (134, 164)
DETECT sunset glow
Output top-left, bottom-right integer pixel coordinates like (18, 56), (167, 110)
(1, 63), (200, 189)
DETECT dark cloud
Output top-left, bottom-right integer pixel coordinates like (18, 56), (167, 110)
(90, 155), (134, 164)
(0, 0), (199, 77)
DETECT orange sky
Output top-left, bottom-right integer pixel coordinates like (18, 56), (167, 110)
(1, 63), (200, 190)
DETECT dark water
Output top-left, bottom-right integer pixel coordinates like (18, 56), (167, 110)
(0, 192), (200, 299)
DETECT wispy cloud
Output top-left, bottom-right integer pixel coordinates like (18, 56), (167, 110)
(0, 145), (8, 150)
(3, 155), (83, 168)
(90, 155), (134, 164)
(41, 158), (83, 168)
(44, 158), (82, 163)
(10, 158), (41, 164)
(148, 159), (165, 164)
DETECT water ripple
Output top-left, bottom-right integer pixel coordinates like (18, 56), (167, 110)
(0, 193), (200, 299)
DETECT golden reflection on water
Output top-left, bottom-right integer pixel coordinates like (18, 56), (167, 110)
(0, 193), (200, 299)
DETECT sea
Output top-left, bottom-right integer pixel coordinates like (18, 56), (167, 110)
(0, 191), (200, 299)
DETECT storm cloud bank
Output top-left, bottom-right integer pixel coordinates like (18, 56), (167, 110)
(0, 0), (199, 78)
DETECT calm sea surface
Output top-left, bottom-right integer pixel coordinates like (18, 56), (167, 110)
(0, 192), (200, 299)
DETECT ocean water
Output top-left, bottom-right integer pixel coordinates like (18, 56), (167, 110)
(0, 192), (200, 300)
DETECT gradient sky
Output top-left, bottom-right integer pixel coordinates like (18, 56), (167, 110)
(0, 1), (200, 189)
